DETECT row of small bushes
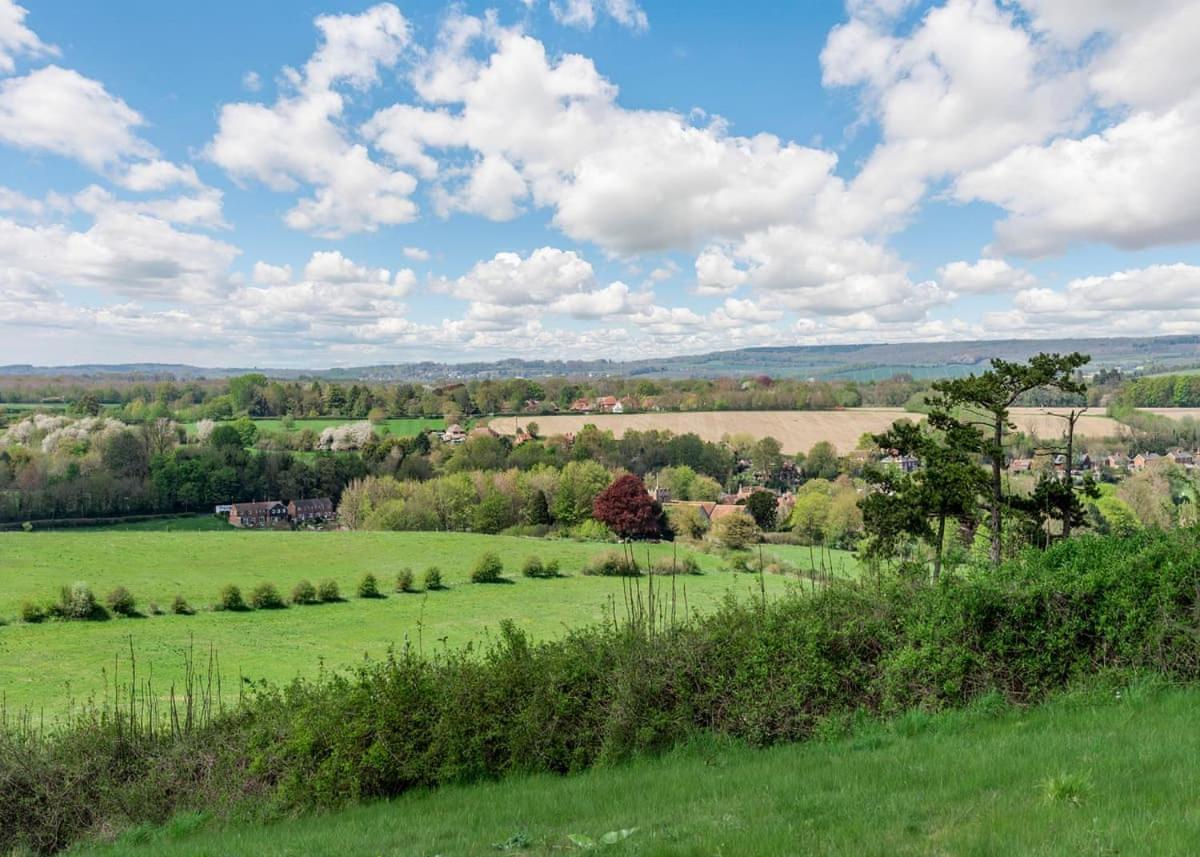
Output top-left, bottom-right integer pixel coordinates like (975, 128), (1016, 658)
(6, 528), (1200, 854)
(11, 552), (698, 626)
(18, 583), (194, 624)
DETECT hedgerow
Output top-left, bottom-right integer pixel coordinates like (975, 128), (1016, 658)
(4, 528), (1200, 854)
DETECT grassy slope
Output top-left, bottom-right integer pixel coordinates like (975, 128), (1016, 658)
(78, 684), (1200, 856)
(0, 532), (838, 714)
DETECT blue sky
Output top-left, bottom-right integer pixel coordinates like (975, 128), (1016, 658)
(1, 0), (1199, 367)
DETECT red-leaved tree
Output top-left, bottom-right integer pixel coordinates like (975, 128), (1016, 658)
(592, 474), (669, 539)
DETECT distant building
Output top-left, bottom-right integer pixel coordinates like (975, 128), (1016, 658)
(1104, 453), (1130, 470)
(214, 504), (232, 516)
(1133, 452), (1161, 471)
(1008, 458), (1034, 473)
(441, 423), (467, 444)
(881, 454), (921, 473)
(570, 398), (592, 413)
(229, 501), (288, 529)
(596, 395), (619, 413)
(1167, 449), (1195, 467)
(288, 497), (334, 523)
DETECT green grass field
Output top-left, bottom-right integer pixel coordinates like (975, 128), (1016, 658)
(0, 532), (838, 715)
(182, 417), (445, 438)
(75, 681), (1200, 856)
(86, 515), (235, 532)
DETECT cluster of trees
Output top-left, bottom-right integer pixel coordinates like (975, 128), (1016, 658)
(0, 413), (365, 522)
(338, 461), (614, 536)
(1115, 374), (1200, 408)
(0, 371), (943, 427)
(860, 353), (1096, 578)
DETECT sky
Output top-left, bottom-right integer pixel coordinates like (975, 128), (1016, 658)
(1, 0), (1200, 368)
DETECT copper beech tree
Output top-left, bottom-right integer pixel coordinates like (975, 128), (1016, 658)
(592, 474), (671, 540)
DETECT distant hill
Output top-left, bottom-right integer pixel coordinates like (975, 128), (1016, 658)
(4, 335), (1200, 382)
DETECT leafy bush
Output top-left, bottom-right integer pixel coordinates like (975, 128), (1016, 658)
(216, 584), (246, 611)
(171, 594), (193, 615)
(357, 573), (383, 599)
(291, 579), (318, 605)
(470, 552), (505, 583)
(423, 566), (444, 590)
(147, 602), (164, 616)
(250, 582), (286, 610)
(522, 556), (563, 579)
(566, 519), (614, 541)
(396, 568), (415, 593)
(12, 529), (1200, 856)
(19, 601), (45, 623)
(581, 550), (642, 577)
(317, 579), (341, 602)
(105, 586), (137, 617)
(650, 555), (702, 576)
(58, 582), (99, 620)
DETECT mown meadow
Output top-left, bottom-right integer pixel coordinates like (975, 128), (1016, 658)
(78, 680), (1200, 856)
(0, 530), (833, 715)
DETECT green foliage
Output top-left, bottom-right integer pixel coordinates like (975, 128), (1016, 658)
(291, 579), (318, 605)
(581, 550), (641, 577)
(520, 556), (561, 579)
(6, 529), (1200, 855)
(712, 512), (758, 550)
(170, 594), (193, 615)
(19, 601), (45, 623)
(317, 579), (341, 602)
(423, 566), (444, 590)
(105, 586), (137, 617)
(743, 490), (778, 531)
(650, 555), (701, 576)
(356, 573), (382, 599)
(470, 552), (505, 583)
(217, 584), (246, 611)
(250, 582), (286, 610)
(58, 582), (99, 620)
(395, 568), (415, 593)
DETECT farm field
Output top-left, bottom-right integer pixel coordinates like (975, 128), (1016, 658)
(1138, 407), (1200, 420)
(492, 407), (1125, 454)
(0, 531), (827, 715)
(182, 417), (446, 438)
(80, 682), (1200, 856)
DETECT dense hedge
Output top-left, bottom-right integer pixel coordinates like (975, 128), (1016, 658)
(3, 528), (1200, 853)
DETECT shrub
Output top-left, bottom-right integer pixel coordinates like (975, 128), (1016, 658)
(423, 566), (444, 590)
(217, 584), (246, 611)
(147, 602), (164, 616)
(470, 552), (504, 583)
(357, 573), (383, 599)
(171, 594), (193, 615)
(396, 568), (415, 593)
(522, 556), (562, 579)
(250, 582), (286, 610)
(566, 519), (614, 541)
(317, 579), (341, 602)
(105, 586), (137, 617)
(581, 550), (642, 577)
(291, 579), (318, 605)
(19, 601), (45, 623)
(650, 555), (702, 576)
(59, 582), (99, 620)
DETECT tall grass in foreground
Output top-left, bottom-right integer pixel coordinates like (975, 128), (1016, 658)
(4, 528), (1200, 854)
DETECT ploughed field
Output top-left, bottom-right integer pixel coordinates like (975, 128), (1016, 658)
(491, 408), (1125, 454)
(0, 531), (835, 715)
(78, 683), (1200, 856)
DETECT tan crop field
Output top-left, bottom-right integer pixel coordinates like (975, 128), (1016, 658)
(492, 407), (1125, 454)
(1138, 408), (1200, 421)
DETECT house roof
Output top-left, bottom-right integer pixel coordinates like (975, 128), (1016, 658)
(231, 501), (284, 514)
(291, 497), (333, 511)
